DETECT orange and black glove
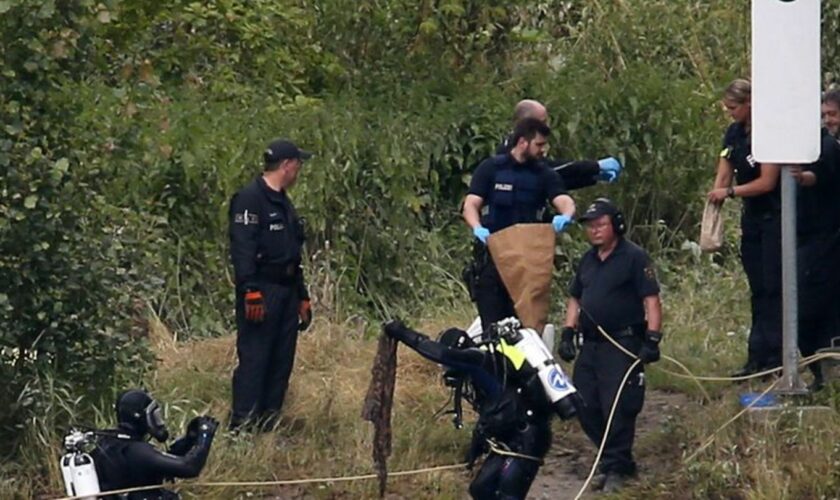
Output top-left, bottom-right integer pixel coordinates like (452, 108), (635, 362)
(244, 289), (265, 323)
(298, 299), (312, 331)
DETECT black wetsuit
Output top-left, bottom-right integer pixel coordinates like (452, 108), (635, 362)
(91, 425), (214, 499)
(384, 322), (557, 500)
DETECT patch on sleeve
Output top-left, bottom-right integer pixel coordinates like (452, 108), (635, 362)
(233, 209), (259, 225)
(719, 147), (730, 158)
(644, 266), (657, 281)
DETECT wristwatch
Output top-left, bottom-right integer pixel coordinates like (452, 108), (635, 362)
(726, 186), (736, 198)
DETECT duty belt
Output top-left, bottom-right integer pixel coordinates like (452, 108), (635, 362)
(257, 262), (299, 285)
(582, 325), (642, 343)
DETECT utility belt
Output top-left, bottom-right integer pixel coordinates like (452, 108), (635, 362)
(257, 261), (300, 286)
(581, 323), (644, 343)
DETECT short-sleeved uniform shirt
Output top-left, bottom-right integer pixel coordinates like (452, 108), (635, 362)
(568, 238), (660, 335)
(468, 154), (567, 233)
(721, 122), (780, 217)
(797, 129), (840, 235)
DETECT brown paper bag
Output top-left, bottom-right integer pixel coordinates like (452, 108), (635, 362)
(700, 200), (724, 252)
(487, 223), (556, 332)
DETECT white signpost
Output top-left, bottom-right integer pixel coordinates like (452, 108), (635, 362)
(751, 0), (821, 393)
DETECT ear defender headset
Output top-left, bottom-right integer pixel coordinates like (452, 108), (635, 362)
(591, 197), (626, 235)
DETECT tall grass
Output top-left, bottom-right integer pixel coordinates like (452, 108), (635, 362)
(8, 250), (840, 499)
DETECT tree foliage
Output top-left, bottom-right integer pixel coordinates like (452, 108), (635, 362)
(3, 0), (840, 454)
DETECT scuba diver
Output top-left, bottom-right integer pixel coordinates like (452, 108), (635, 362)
(384, 318), (578, 500)
(61, 389), (218, 499)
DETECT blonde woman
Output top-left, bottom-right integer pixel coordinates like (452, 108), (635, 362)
(707, 79), (782, 377)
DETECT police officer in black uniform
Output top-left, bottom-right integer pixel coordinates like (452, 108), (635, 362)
(789, 127), (840, 389)
(558, 198), (662, 493)
(496, 99), (623, 189)
(228, 139), (313, 430)
(91, 389), (218, 499)
(463, 118), (576, 333)
(708, 79), (782, 377)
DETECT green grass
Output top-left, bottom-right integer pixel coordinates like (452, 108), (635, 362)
(6, 254), (840, 499)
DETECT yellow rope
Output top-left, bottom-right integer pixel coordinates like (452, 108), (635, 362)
(573, 358), (642, 500)
(53, 462), (468, 500)
(569, 323), (840, 496)
(683, 376), (781, 464)
(486, 439), (543, 463)
(54, 328), (840, 500)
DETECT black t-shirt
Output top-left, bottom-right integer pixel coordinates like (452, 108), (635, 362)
(468, 154), (566, 232)
(568, 239), (660, 334)
(495, 134), (600, 191)
(797, 129), (840, 235)
(721, 122), (780, 217)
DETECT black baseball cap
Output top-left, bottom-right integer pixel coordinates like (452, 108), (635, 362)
(264, 139), (312, 164)
(578, 198), (619, 222)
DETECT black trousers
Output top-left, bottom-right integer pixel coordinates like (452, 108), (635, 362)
(797, 231), (840, 377)
(473, 256), (516, 335)
(740, 213), (782, 368)
(231, 282), (300, 425)
(469, 419), (552, 500)
(572, 336), (645, 475)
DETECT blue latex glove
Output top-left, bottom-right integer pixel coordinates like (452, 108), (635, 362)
(473, 225), (490, 244)
(552, 214), (572, 233)
(597, 157), (622, 183)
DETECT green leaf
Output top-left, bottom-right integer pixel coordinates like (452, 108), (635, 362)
(0, 1), (11, 14)
(55, 158), (70, 173)
(24, 195), (39, 209)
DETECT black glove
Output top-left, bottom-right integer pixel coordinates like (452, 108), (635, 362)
(188, 415), (219, 439)
(558, 327), (577, 362)
(638, 330), (662, 364)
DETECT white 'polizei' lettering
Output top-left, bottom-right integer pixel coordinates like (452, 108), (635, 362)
(494, 183), (514, 191)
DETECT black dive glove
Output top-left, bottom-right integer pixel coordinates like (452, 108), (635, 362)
(638, 330), (662, 364)
(188, 415), (219, 440)
(558, 327), (577, 362)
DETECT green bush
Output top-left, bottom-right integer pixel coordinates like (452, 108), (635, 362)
(4, 0), (840, 460)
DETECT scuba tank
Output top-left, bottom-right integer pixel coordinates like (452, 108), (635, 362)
(473, 316), (579, 420)
(60, 430), (101, 499)
(541, 324), (556, 354)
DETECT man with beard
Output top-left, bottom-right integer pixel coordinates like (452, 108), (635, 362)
(462, 117), (575, 333)
(496, 99), (623, 189)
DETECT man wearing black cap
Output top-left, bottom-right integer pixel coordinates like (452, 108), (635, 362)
(557, 198), (662, 493)
(228, 139), (313, 431)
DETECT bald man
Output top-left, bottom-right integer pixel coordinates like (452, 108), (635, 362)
(497, 99), (622, 190)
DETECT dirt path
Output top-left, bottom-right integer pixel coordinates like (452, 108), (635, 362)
(527, 389), (689, 499)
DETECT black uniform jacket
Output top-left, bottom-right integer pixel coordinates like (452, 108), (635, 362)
(229, 176), (307, 296)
